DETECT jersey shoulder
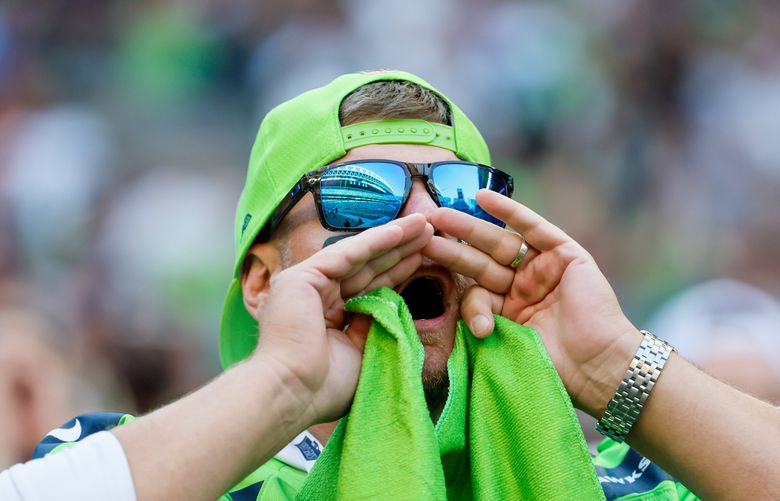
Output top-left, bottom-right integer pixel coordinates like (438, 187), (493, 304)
(33, 412), (136, 459)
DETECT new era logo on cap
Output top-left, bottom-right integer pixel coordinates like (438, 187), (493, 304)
(240, 213), (252, 240)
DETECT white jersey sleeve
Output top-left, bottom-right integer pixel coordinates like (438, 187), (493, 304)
(0, 431), (136, 501)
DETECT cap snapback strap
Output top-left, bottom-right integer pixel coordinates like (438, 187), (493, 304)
(341, 119), (457, 152)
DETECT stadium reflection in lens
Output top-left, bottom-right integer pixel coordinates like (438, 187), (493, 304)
(432, 163), (507, 227)
(320, 162), (406, 229)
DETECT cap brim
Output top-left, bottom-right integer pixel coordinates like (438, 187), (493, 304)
(219, 278), (259, 368)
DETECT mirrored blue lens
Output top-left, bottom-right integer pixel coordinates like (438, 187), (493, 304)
(432, 163), (508, 227)
(319, 162), (407, 229)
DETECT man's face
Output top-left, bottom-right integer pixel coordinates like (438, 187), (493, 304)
(274, 143), (472, 392)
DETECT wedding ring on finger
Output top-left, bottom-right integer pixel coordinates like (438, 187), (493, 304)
(509, 236), (529, 269)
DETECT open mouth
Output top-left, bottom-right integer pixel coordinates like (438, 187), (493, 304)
(399, 276), (446, 320)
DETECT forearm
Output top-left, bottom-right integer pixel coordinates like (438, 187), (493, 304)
(629, 354), (780, 499)
(586, 330), (780, 499)
(113, 357), (312, 501)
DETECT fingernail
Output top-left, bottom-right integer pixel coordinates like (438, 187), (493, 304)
(471, 315), (490, 335)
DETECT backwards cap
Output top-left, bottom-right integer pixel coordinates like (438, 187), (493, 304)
(220, 70), (491, 368)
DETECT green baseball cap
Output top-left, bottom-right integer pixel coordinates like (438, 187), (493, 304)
(219, 70), (491, 368)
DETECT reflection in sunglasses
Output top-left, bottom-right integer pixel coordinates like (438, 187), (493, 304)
(265, 159), (513, 236)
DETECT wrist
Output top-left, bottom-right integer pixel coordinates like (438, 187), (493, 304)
(576, 325), (643, 418)
(595, 330), (675, 442)
(243, 353), (318, 441)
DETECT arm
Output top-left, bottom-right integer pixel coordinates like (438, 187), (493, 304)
(624, 350), (780, 499)
(112, 359), (306, 501)
(113, 214), (432, 500)
(423, 189), (780, 500)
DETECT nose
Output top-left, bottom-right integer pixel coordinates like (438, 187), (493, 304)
(399, 178), (438, 218)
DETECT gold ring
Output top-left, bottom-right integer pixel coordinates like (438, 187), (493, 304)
(510, 237), (529, 268)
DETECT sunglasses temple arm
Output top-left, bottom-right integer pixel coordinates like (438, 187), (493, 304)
(268, 180), (307, 233)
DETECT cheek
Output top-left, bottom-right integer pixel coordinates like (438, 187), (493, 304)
(285, 222), (339, 265)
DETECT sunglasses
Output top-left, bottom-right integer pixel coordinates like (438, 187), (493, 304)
(266, 159), (514, 234)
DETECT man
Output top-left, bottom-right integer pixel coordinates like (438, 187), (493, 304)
(7, 70), (779, 500)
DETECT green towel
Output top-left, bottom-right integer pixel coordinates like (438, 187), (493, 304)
(296, 287), (604, 500)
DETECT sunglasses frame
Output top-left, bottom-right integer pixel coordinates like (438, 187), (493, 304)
(265, 159), (514, 235)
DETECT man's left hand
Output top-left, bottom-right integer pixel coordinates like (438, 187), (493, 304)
(423, 189), (641, 415)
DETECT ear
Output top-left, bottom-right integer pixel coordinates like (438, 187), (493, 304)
(241, 242), (282, 321)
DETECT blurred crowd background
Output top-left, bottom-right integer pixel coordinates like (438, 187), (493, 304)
(1, 0), (779, 465)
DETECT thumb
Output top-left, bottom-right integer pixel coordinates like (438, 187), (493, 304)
(460, 285), (503, 338)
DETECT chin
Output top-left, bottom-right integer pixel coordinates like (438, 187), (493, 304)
(421, 348), (450, 417)
(395, 263), (468, 397)
(421, 343), (451, 391)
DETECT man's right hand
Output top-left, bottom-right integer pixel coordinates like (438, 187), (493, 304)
(253, 214), (433, 429)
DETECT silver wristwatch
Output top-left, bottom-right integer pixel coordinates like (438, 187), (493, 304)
(595, 330), (675, 443)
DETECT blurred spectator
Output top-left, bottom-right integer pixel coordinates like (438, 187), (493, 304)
(0, 306), (130, 470)
(96, 167), (238, 346)
(115, 2), (226, 104)
(90, 167), (241, 409)
(648, 279), (780, 404)
(0, 309), (70, 470)
(2, 105), (113, 284)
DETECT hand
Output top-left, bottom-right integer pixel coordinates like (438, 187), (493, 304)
(255, 214), (433, 427)
(423, 190), (640, 415)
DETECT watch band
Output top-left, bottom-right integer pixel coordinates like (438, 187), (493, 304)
(595, 330), (675, 443)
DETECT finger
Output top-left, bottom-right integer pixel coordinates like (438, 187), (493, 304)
(475, 190), (571, 251)
(352, 252), (423, 297)
(311, 214), (428, 279)
(428, 207), (541, 267)
(509, 242), (583, 311)
(508, 239), (541, 272)
(460, 285), (503, 338)
(340, 223), (433, 295)
(422, 235), (515, 293)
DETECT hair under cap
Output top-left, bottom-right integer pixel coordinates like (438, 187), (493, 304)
(220, 70), (491, 368)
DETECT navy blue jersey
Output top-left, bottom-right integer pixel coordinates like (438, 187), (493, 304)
(36, 413), (697, 500)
